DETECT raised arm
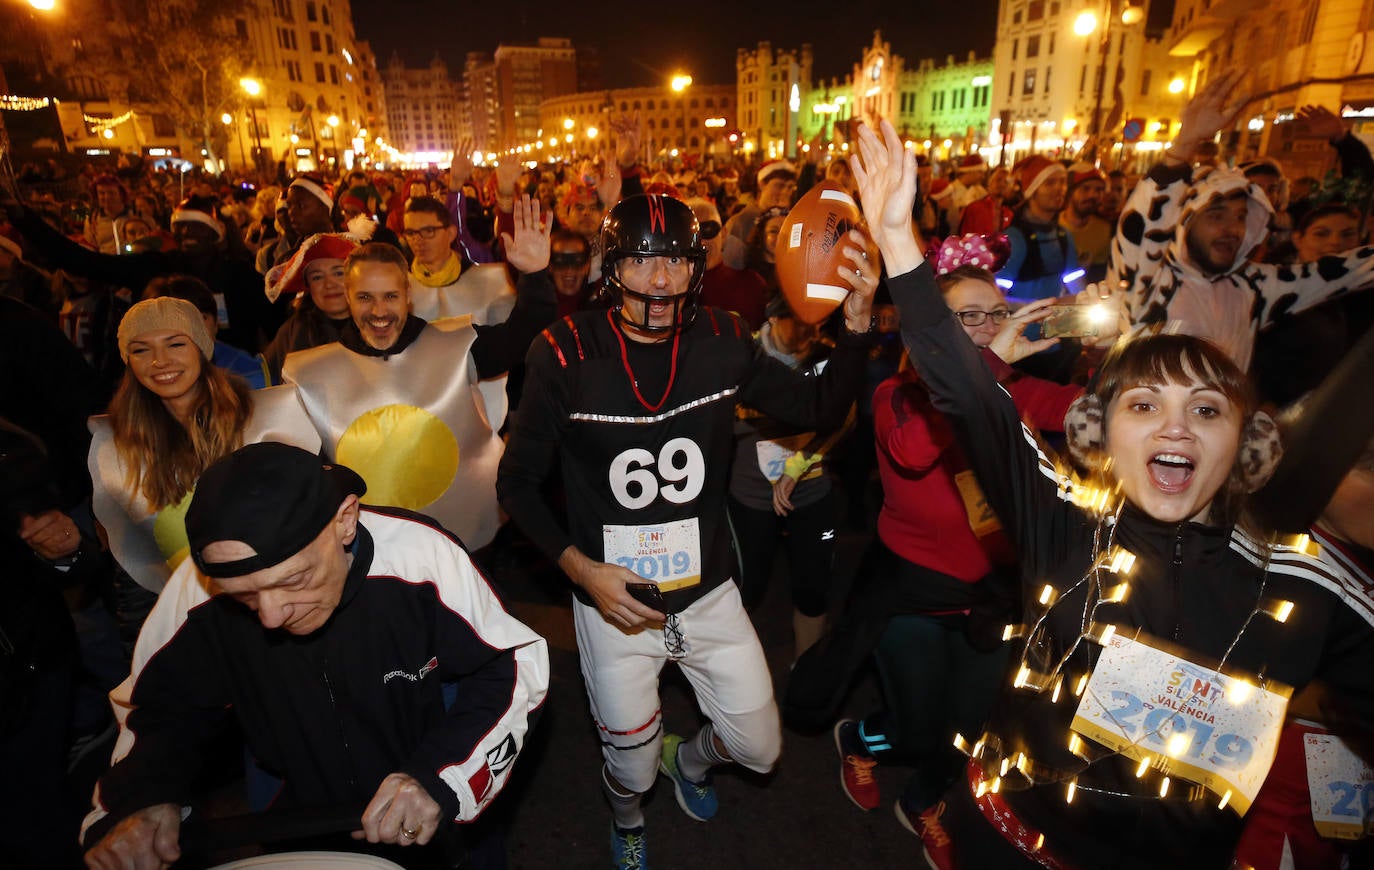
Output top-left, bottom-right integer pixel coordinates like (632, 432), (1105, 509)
(852, 120), (1079, 572)
(471, 195), (557, 378)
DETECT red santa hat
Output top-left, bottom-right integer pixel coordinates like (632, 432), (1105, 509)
(170, 195), (226, 241)
(928, 178), (955, 202)
(1014, 155), (1066, 198)
(289, 172), (335, 211)
(957, 154), (987, 173)
(1067, 162), (1107, 188)
(264, 232), (359, 303)
(757, 159), (797, 186)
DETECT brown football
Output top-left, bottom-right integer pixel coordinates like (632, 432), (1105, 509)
(773, 181), (875, 324)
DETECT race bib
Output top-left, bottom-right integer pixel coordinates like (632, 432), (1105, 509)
(1305, 732), (1374, 839)
(953, 469), (1000, 537)
(1070, 632), (1290, 814)
(603, 518), (702, 592)
(755, 434), (810, 484)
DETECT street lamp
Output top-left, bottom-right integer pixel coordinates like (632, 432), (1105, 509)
(240, 77), (264, 171)
(1077, 3), (1144, 140)
(327, 114), (340, 168)
(670, 73), (693, 153)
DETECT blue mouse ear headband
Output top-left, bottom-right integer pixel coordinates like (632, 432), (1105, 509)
(1062, 393), (1282, 494)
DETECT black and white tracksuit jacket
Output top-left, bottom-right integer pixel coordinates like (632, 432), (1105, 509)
(84, 507), (549, 844)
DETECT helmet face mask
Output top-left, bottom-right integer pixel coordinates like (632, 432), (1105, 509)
(601, 195), (708, 337)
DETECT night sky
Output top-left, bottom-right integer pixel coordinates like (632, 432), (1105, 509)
(352, 0), (998, 89)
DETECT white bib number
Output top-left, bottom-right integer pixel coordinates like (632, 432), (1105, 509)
(1070, 632), (1290, 815)
(609, 437), (705, 509)
(603, 518), (702, 592)
(1305, 731), (1374, 840)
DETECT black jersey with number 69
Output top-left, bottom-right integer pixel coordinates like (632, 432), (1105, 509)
(498, 306), (868, 614)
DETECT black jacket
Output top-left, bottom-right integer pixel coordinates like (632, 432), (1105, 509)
(888, 262), (1374, 868)
(87, 509), (548, 846)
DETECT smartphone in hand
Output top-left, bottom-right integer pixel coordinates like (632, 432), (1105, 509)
(625, 582), (667, 613)
(1040, 302), (1108, 340)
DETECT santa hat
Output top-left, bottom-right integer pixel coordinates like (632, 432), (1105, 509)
(957, 154), (987, 172)
(289, 172), (335, 211)
(170, 195), (226, 241)
(1015, 155), (1066, 198)
(1067, 162), (1106, 189)
(757, 159), (797, 186)
(928, 178), (955, 202)
(264, 233), (359, 303)
(339, 193), (368, 214)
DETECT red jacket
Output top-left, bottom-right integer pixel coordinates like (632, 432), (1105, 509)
(874, 350), (1080, 581)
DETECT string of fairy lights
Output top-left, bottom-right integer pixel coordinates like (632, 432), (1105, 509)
(949, 461), (1309, 815)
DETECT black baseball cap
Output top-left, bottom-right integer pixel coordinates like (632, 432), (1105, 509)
(186, 443), (366, 579)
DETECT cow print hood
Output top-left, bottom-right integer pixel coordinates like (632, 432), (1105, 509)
(1169, 167), (1274, 278)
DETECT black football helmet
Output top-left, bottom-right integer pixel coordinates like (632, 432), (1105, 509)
(600, 194), (708, 336)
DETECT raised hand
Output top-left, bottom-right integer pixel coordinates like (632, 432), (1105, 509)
(611, 113), (642, 168)
(836, 229), (880, 332)
(1297, 105), (1347, 142)
(500, 194), (551, 274)
(449, 137), (475, 191)
(597, 154), (622, 210)
(1175, 69), (1247, 152)
(849, 120), (923, 277)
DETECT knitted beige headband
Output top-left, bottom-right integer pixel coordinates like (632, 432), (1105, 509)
(116, 296), (215, 362)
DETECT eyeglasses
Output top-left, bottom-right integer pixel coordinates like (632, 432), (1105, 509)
(953, 308), (1013, 327)
(402, 226), (445, 241)
(698, 220), (721, 240)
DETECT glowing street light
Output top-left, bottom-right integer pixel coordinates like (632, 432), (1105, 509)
(563, 117), (575, 130)
(27, 0), (55, 10)
(239, 77), (262, 98)
(670, 72), (693, 152)
(586, 126), (599, 139)
(1074, 11), (1098, 35)
(1168, 77), (1186, 94)
(221, 112), (233, 125)
(670, 74), (693, 92)
(239, 78), (265, 169)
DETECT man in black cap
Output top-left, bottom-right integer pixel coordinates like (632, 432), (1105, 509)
(83, 443), (549, 869)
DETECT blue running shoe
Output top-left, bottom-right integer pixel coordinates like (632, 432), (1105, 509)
(611, 824), (648, 870)
(659, 733), (718, 821)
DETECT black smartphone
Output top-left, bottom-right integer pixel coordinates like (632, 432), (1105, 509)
(626, 582), (666, 613)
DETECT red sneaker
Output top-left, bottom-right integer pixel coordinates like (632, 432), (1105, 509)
(895, 800), (956, 870)
(833, 719), (881, 811)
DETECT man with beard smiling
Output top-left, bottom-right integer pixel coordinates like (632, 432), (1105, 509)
(282, 196), (556, 555)
(1110, 70), (1374, 370)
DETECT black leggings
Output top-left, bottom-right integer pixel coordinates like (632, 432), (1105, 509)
(728, 490), (837, 616)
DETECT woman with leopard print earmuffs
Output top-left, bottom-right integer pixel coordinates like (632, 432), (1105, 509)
(850, 118), (1374, 870)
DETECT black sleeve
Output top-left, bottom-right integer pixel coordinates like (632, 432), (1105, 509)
(496, 336), (576, 564)
(11, 207), (160, 291)
(86, 621), (233, 844)
(471, 269), (557, 378)
(620, 171), (644, 200)
(737, 327), (868, 434)
(886, 262), (1080, 577)
(1333, 132), (1374, 182)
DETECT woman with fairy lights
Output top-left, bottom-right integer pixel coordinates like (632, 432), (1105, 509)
(851, 118), (1374, 868)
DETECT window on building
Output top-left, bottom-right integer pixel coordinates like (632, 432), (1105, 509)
(329, 65), (339, 85)
(705, 97), (714, 107)
(235, 18), (248, 38)
(1050, 0), (1059, 13)
(1023, 68), (1036, 95)
(309, 31), (321, 52)
(1013, 9), (1022, 23)
(1012, 38), (1018, 61)
(1049, 33), (1056, 54)
(1009, 72), (1016, 98)
(1140, 69), (1152, 96)
(314, 62), (325, 82)
(326, 34), (334, 54)
(305, 1), (316, 20)
(1044, 66), (1052, 94)
(286, 60), (302, 81)
(321, 5), (331, 24)
(689, 98), (699, 108)
(932, 92), (939, 112)
(1028, 0), (1044, 18)
(646, 118), (656, 130)
(1299, 0), (1318, 44)
(1027, 35), (1040, 57)
(721, 97), (730, 107)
